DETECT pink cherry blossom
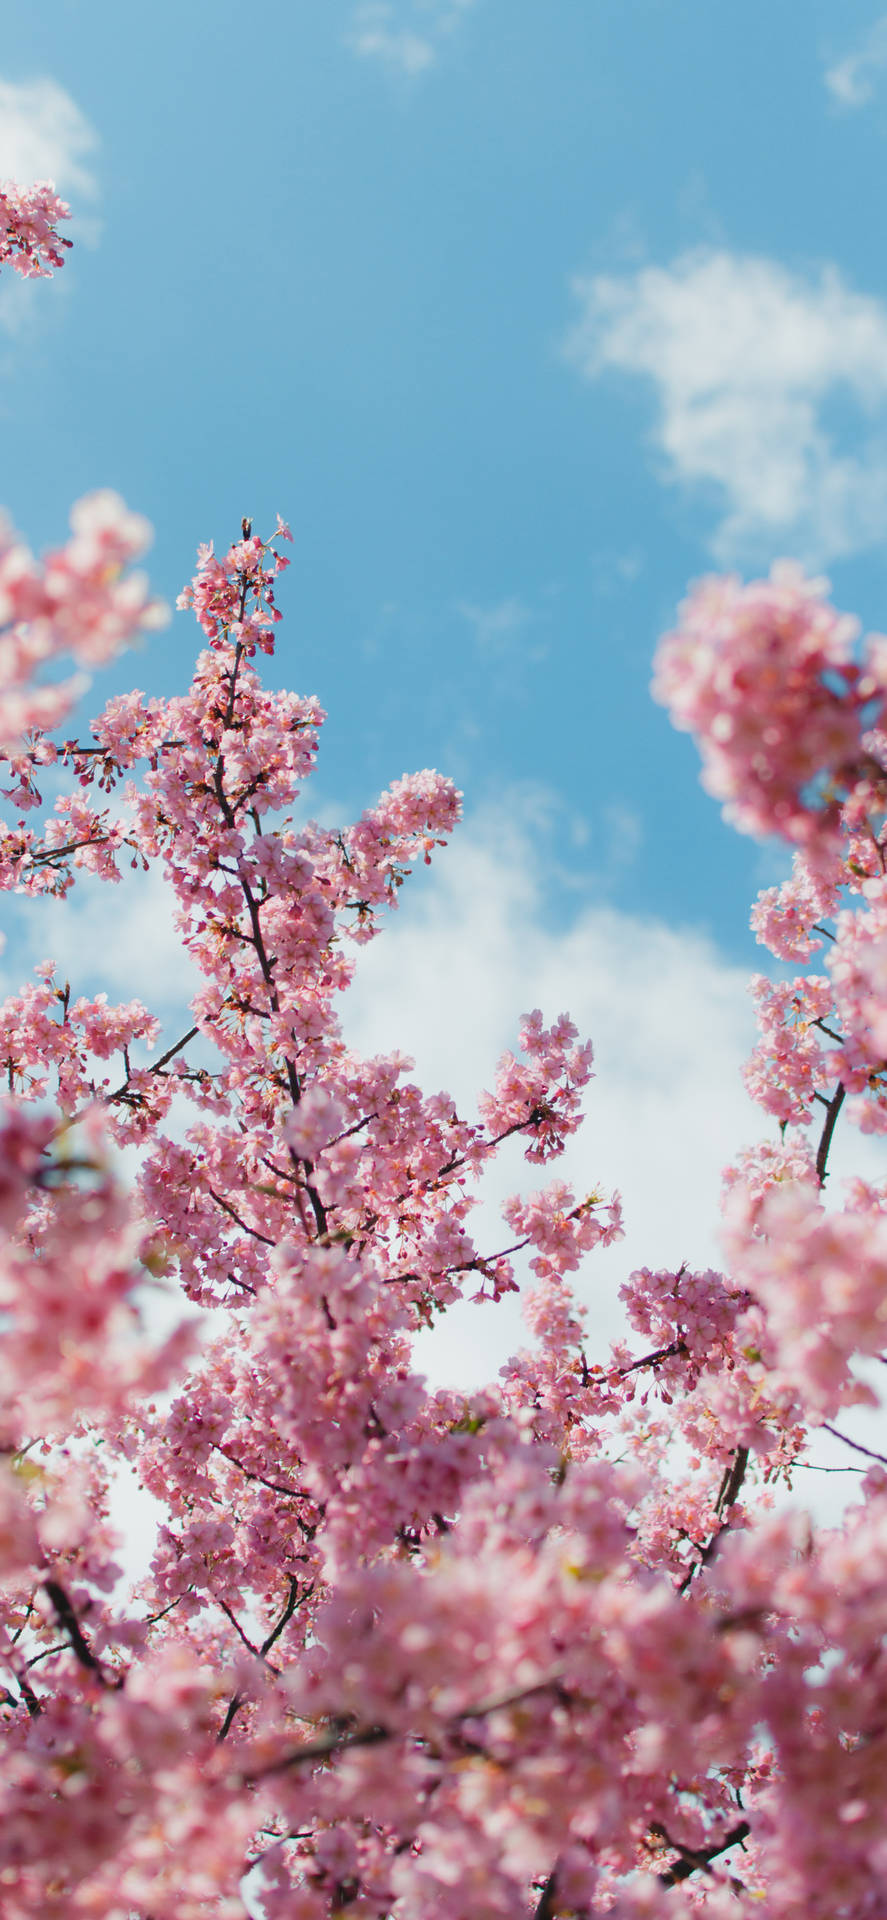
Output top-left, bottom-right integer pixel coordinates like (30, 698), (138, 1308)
(5, 174), (887, 1920)
(653, 561), (884, 849)
(0, 180), (71, 278)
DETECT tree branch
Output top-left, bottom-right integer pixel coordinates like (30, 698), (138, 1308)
(43, 1580), (120, 1688)
(655, 1818), (750, 1886)
(533, 1869), (559, 1919)
(815, 1081), (845, 1188)
(261, 1575), (312, 1657)
(678, 1447), (749, 1595)
(241, 1669), (568, 1783)
(822, 1423), (887, 1466)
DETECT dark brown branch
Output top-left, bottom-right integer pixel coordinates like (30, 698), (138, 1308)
(812, 1018), (844, 1044)
(25, 1641), (68, 1668)
(217, 1692), (244, 1742)
(214, 1596), (282, 1675)
(715, 1445), (749, 1521)
(225, 1271), (257, 1296)
(212, 693), (330, 1242)
(656, 1818), (750, 1886)
(261, 1576), (312, 1658)
(384, 1234), (531, 1288)
(23, 834), (112, 868)
(246, 1719), (390, 1780)
(619, 1338), (688, 1377)
(101, 1025), (202, 1107)
(815, 1081), (845, 1188)
(533, 1869), (559, 1919)
(43, 1580), (120, 1688)
(151, 1025), (200, 1072)
(678, 1448), (749, 1595)
(12, 1668), (42, 1718)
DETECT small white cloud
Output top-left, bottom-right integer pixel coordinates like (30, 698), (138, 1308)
(825, 16), (887, 109)
(590, 547), (645, 597)
(460, 595), (537, 656)
(0, 75), (98, 197)
(602, 801), (643, 872)
(346, 0), (476, 77)
(565, 248), (887, 565)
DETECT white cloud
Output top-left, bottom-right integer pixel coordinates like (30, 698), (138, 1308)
(457, 595), (552, 678)
(825, 16), (887, 108)
(565, 249), (887, 565)
(346, 0), (476, 77)
(0, 76), (98, 197)
(8, 861), (200, 1023)
(458, 597), (534, 655)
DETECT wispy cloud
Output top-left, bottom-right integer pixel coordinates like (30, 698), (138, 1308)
(346, 0), (477, 78)
(565, 248), (887, 565)
(0, 75), (98, 197)
(458, 595), (550, 667)
(825, 15), (887, 108)
(7, 862), (200, 1031)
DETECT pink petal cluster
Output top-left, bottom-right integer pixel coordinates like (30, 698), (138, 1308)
(0, 491), (167, 752)
(480, 1010), (593, 1161)
(0, 179), (71, 277)
(750, 850), (841, 960)
(743, 973), (833, 1124)
(653, 562), (883, 848)
(725, 1179), (887, 1418)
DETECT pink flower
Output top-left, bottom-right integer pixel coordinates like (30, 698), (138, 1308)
(653, 562), (875, 848)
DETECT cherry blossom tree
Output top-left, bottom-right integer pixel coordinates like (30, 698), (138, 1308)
(2, 181), (887, 1920)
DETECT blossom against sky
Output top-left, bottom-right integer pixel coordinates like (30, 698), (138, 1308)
(5, 0), (887, 946)
(3, 0), (887, 1388)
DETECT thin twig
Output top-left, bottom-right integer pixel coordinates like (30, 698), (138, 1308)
(822, 1423), (887, 1466)
(206, 1187), (274, 1246)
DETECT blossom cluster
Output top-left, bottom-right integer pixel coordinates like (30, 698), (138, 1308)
(4, 174), (887, 1920)
(0, 179), (71, 277)
(653, 561), (886, 848)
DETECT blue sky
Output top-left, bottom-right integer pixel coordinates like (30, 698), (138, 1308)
(7, 0), (887, 948)
(5, 2), (887, 1396)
